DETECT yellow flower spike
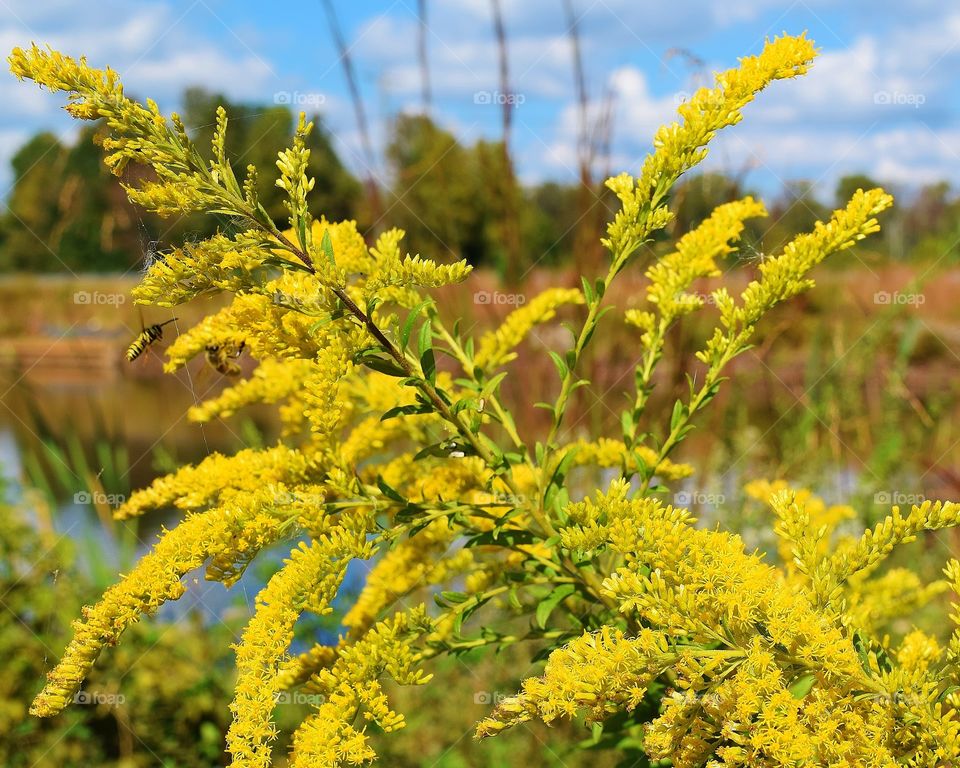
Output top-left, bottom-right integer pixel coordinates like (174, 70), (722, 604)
(642, 196), (767, 326)
(115, 444), (313, 519)
(364, 228), (472, 295)
(473, 287), (585, 371)
(698, 187), (894, 371)
(10, 45), (235, 216)
(830, 500), (960, 593)
(226, 520), (373, 768)
(133, 230), (274, 307)
(604, 34), (816, 258)
(290, 609), (432, 767)
(476, 627), (671, 736)
(189, 359), (319, 423)
(30, 509), (233, 717)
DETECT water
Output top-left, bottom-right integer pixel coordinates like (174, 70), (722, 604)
(0, 362), (374, 645)
(0, 367), (286, 625)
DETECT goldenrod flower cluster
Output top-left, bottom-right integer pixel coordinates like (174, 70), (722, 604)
(228, 515), (374, 767)
(15, 33), (960, 768)
(473, 287), (584, 370)
(484, 481), (960, 765)
(630, 197), (767, 332)
(30, 510), (233, 717)
(603, 34), (815, 262)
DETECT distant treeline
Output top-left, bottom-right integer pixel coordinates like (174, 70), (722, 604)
(1, 87), (958, 276)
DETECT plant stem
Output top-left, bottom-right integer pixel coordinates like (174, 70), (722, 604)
(432, 320), (527, 452)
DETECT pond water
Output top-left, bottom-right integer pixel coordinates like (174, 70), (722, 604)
(0, 367), (325, 628)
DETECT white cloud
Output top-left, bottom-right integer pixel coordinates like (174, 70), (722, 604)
(0, 1), (278, 130)
(4, 0), (960, 202)
(534, 64), (672, 176)
(355, 11), (575, 102)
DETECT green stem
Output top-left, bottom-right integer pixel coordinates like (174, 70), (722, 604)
(625, 319), (669, 452)
(432, 321), (527, 452)
(636, 330), (747, 495)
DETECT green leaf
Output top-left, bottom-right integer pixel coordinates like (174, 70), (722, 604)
(381, 402), (433, 421)
(580, 276), (594, 304)
(788, 673), (815, 699)
(417, 319), (433, 356)
(419, 321), (436, 382)
(480, 372), (508, 400)
(454, 593), (493, 634)
(670, 399), (687, 432)
(478, 433), (505, 466)
(360, 354), (407, 377)
(376, 476), (407, 503)
(536, 584), (576, 629)
(591, 722), (604, 744)
(594, 277), (606, 300)
(549, 446), (580, 491)
(452, 397), (476, 415)
(548, 350), (567, 380)
(401, 300), (433, 350)
(504, 450), (524, 466)
(320, 229), (336, 266)
(631, 449), (650, 480)
(938, 685), (960, 702)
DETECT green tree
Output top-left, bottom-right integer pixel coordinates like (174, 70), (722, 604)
(522, 181), (580, 269)
(1, 126), (164, 272)
(835, 173), (881, 208)
(180, 88), (362, 235)
(1, 132), (64, 271)
(386, 114), (475, 263)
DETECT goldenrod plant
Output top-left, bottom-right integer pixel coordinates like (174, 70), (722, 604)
(0, 485), (238, 767)
(11, 34), (960, 766)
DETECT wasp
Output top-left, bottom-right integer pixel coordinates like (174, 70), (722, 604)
(205, 340), (245, 376)
(126, 318), (177, 362)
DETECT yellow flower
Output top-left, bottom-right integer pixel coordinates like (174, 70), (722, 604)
(473, 288), (584, 370)
(227, 517), (374, 768)
(31, 510), (233, 717)
(604, 35), (815, 259)
(639, 196), (767, 326)
(290, 609), (432, 767)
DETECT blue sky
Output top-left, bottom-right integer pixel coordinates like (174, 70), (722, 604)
(1, 0), (958, 202)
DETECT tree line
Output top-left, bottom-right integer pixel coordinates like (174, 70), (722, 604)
(1, 88), (957, 276)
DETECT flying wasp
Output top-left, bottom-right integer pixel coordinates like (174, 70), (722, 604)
(126, 318), (177, 362)
(204, 340), (245, 377)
